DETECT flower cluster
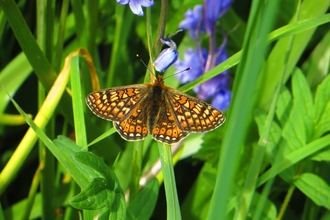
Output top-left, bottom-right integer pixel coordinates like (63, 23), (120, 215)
(116, 0), (232, 110)
(175, 0), (233, 111)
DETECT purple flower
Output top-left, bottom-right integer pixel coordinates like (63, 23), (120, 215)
(177, 1), (233, 111)
(117, 0), (154, 16)
(175, 48), (207, 83)
(179, 1), (232, 38)
(153, 38), (178, 72)
(204, 0), (233, 34)
(179, 5), (205, 39)
(194, 72), (230, 100)
(211, 89), (231, 111)
(195, 46), (228, 95)
(175, 42), (231, 110)
(196, 47), (230, 109)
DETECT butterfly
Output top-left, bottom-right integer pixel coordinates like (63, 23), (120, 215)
(86, 75), (225, 144)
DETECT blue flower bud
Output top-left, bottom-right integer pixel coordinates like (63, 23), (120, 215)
(153, 38), (178, 72)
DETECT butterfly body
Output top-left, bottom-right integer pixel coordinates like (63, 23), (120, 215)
(86, 75), (225, 144)
(147, 84), (163, 133)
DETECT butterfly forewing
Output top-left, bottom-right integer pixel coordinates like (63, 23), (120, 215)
(86, 85), (149, 121)
(165, 89), (226, 132)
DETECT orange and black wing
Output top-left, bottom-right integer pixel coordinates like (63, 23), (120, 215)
(151, 103), (189, 144)
(86, 85), (150, 141)
(165, 89), (225, 133)
(86, 85), (148, 122)
(113, 100), (149, 141)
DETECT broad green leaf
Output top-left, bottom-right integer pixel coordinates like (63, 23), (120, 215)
(256, 0), (330, 109)
(309, 73), (330, 161)
(311, 150), (330, 162)
(291, 68), (314, 139)
(65, 150), (129, 219)
(98, 209), (111, 220)
(276, 87), (292, 127)
(128, 178), (159, 220)
(70, 151), (126, 211)
(254, 110), (295, 182)
(305, 30), (330, 88)
(295, 173), (330, 210)
(254, 110), (282, 163)
(109, 193), (127, 220)
(194, 129), (223, 167)
(126, 210), (137, 220)
(73, 151), (117, 184)
(250, 192), (277, 219)
(282, 69), (314, 150)
(53, 136), (90, 188)
(281, 100), (306, 151)
(313, 74), (330, 139)
(54, 135), (82, 157)
(70, 178), (115, 210)
(258, 134), (330, 186)
(98, 195), (129, 220)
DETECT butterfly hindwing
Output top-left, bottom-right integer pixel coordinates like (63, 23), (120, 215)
(113, 100), (149, 141)
(151, 102), (189, 144)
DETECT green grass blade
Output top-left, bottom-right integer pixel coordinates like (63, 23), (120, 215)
(0, 0), (57, 88)
(256, 0), (330, 109)
(0, 52), (32, 114)
(158, 143), (181, 220)
(129, 141), (143, 200)
(258, 134), (330, 186)
(207, 0), (280, 218)
(70, 53), (87, 147)
(0, 65), (70, 195)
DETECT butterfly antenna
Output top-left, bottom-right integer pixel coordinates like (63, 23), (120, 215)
(136, 54), (157, 79)
(163, 67), (191, 80)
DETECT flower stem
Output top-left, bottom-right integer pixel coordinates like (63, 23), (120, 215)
(204, 28), (217, 72)
(153, 0), (168, 55)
